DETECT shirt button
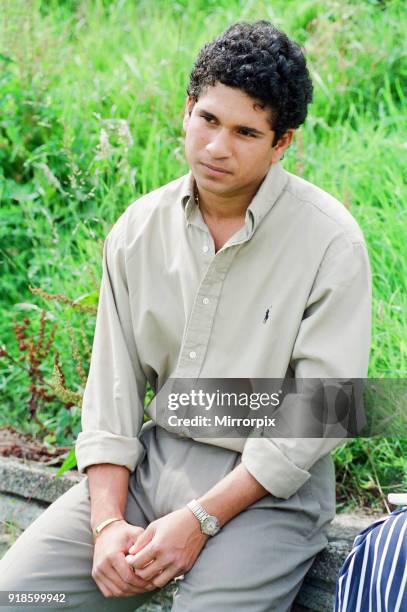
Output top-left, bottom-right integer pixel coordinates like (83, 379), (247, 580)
(189, 351), (197, 359)
(202, 297), (209, 305)
(202, 245), (209, 253)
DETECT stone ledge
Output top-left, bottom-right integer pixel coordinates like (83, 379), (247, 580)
(0, 456), (83, 503)
(0, 457), (385, 611)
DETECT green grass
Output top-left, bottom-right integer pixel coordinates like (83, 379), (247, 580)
(0, 0), (406, 511)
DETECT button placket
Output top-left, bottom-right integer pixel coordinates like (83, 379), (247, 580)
(175, 245), (242, 378)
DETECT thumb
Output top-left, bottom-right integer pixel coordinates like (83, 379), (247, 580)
(128, 526), (154, 556)
(125, 524), (145, 550)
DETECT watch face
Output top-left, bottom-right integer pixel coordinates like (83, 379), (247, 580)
(201, 516), (220, 536)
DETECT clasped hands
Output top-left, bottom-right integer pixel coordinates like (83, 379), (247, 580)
(92, 506), (209, 599)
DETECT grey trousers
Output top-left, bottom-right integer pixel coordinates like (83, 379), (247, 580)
(0, 422), (336, 611)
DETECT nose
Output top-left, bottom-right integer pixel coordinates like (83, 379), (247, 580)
(206, 128), (232, 159)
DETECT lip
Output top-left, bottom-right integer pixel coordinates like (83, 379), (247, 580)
(201, 162), (232, 175)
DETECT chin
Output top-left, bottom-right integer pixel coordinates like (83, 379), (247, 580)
(196, 176), (233, 193)
(193, 166), (231, 185)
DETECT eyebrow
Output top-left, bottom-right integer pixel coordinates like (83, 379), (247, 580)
(197, 108), (267, 136)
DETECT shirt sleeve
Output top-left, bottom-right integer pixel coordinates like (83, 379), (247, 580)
(241, 237), (372, 499)
(75, 222), (147, 474)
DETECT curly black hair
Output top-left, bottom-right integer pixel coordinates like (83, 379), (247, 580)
(187, 21), (313, 146)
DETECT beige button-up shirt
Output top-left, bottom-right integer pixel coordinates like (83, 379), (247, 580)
(75, 162), (371, 498)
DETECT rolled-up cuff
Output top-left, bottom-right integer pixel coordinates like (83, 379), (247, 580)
(75, 430), (145, 474)
(241, 437), (310, 499)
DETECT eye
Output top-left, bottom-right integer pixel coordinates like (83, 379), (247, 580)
(238, 129), (257, 138)
(201, 114), (216, 124)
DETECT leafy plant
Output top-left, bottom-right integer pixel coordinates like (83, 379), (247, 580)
(0, 0), (406, 508)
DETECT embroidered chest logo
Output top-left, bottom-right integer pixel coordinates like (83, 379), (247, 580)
(263, 305), (272, 324)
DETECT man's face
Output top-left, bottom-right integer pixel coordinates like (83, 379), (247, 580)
(183, 82), (292, 198)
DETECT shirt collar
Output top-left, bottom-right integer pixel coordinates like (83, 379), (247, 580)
(247, 162), (288, 228)
(179, 162), (288, 230)
(180, 171), (196, 222)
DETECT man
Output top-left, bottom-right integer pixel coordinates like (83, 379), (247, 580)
(0, 20), (371, 611)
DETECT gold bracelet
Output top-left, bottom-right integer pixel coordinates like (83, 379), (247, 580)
(93, 517), (124, 542)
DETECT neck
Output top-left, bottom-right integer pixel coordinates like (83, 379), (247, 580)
(194, 178), (265, 221)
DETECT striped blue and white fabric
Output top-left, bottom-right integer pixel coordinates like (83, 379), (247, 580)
(335, 507), (407, 612)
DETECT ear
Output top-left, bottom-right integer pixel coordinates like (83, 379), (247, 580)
(183, 96), (195, 132)
(271, 129), (295, 164)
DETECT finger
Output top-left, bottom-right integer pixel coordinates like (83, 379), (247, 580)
(130, 565), (158, 592)
(128, 529), (154, 555)
(151, 566), (178, 589)
(94, 576), (112, 599)
(97, 569), (125, 598)
(102, 567), (155, 597)
(112, 554), (155, 590)
(101, 562), (141, 597)
(126, 542), (156, 569)
(133, 560), (165, 581)
(125, 526), (145, 551)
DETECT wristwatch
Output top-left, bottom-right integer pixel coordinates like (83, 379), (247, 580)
(186, 499), (221, 536)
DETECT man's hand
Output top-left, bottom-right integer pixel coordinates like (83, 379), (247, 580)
(92, 520), (158, 598)
(125, 507), (209, 588)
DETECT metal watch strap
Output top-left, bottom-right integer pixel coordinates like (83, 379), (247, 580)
(187, 499), (210, 522)
(186, 499), (221, 536)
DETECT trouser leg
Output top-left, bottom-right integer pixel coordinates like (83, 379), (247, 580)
(0, 422), (336, 612)
(0, 477), (155, 611)
(135, 426), (336, 612)
(171, 502), (327, 612)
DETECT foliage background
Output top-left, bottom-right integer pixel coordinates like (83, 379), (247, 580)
(0, 0), (406, 511)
